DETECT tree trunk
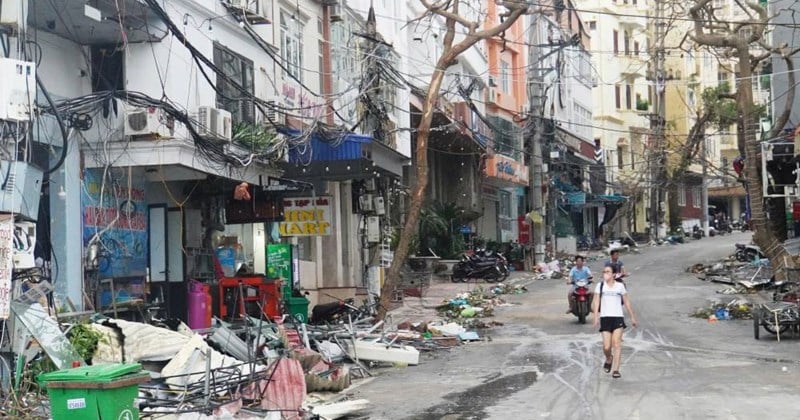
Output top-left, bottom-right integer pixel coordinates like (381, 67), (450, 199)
(377, 61), (449, 319)
(738, 48), (792, 275)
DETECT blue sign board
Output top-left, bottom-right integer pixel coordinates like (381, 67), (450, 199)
(82, 168), (148, 277)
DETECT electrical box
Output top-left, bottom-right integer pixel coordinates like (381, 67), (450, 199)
(0, 58), (36, 121)
(359, 194), (374, 212)
(364, 178), (376, 192)
(13, 221), (36, 270)
(366, 216), (380, 243)
(0, 161), (43, 221)
(374, 196), (385, 215)
(0, 0), (27, 31)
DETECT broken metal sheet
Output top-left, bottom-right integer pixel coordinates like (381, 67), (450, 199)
(344, 340), (420, 365)
(161, 334), (263, 393)
(10, 301), (83, 370)
(207, 325), (251, 362)
(257, 357), (306, 418)
(92, 318), (192, 362)
(309, 398), (370, 419)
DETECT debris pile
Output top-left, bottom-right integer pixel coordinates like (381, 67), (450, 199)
(6, 276), (536, 419)
(691, 299), (753, 321)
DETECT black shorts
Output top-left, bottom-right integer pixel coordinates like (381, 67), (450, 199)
(599, 317), (626, 333)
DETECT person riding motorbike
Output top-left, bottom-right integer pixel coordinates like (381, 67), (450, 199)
(567, 255), (593, 313)
(605, 249), (628, 282)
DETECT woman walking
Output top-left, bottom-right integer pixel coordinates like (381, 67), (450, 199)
(592, 267), (637, 378)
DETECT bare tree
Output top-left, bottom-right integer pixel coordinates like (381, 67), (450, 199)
(378, 1), (529, 318)
(688, 0), (799, 273)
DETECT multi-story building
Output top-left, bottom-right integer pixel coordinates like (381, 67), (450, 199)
(534, 1), (599, 242)
(578, 0), (651, 236)
(0, 0), (409, 313)
(481, 2), (529, 244)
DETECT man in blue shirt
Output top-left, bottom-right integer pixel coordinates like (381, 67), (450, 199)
(605, 249), (627, 281)
(567, 255), (592, 313)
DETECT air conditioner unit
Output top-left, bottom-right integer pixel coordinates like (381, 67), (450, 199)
(124, 107), (174, 139)
(264, 96), (286, 125)
(227, 0), (257, 14)
(197, 106), (233, 141)
(486, 87), (498, 105)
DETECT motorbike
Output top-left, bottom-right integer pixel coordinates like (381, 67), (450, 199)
(692, 225), (704, 239)
(570, 278), (593, 324)
(452, 252), (504, 283)
(735, 243), (765, 262)
(309, 297), (375, 325)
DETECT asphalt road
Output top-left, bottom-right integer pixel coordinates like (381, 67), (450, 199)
(350, 232), (800, 419)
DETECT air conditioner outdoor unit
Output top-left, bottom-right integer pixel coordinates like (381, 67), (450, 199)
(228, 0), (259, 15)
(264, 96), (286, 125)
(124, 107), (174, 138)
(486, 87), (498, 105)
(197, 106), (233, 141)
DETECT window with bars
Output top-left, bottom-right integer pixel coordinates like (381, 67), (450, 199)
(213, 43), (255, 123)
(678, 184), (686, 206)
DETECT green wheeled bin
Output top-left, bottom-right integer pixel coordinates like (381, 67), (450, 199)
(39, 363), (149, 420)
(286, 296), (310, 323)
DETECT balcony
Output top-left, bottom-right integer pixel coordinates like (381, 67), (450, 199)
(618, 53), (646, 78)
(29, 0), (166, 45)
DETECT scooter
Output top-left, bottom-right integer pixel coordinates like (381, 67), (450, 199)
(452, 253), (504, 283)
(692, 225), (704, 239)
(570, 278), (594, 324)
(467, 249), (510, 281)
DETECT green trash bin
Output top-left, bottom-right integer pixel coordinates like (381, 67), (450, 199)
(39, 363), (149, 420)
(286, 296), (310, 323)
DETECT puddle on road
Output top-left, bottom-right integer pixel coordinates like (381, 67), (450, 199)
(403, 371), (538, 420)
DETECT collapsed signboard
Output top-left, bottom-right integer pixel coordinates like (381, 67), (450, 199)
(279, 197), (333, 236)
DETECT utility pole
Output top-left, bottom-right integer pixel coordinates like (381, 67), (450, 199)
(701, 133), (709, 236)
(649, 0), (667, 241)
(528, 12), (546, 264)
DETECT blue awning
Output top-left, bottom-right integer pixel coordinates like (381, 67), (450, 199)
(280, 128), (408, 179)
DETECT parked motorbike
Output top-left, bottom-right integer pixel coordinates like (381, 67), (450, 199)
(452, 253), (504, 283)
(735, 243), (765, 262)
(465, 248), (509, 280)
(692, 225), (704, 239)
(570, 278), (593, 324)
(310, 297), (375, 325)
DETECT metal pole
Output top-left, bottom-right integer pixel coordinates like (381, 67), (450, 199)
(528, 13), (546, 264)
(650, 0), (666, 241)
(701, 134), (709, 236)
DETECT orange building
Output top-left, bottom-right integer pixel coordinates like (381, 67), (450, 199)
(475, 4), (530, 243)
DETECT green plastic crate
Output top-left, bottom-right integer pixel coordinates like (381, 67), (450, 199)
(39, 363), (148, 420)
(286, 296), (310, 323)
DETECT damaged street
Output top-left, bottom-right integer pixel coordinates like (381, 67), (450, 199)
(351, 232), (800, 419)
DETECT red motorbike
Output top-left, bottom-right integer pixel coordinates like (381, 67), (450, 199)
(571, 278), (593, 324)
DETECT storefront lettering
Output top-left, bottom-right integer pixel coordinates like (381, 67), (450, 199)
(279, 196), (334, 237)
(496, 161), (516, 176)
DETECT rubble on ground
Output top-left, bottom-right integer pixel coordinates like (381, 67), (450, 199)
(10, 276), (537, 419)
(690, 298), (753, 320)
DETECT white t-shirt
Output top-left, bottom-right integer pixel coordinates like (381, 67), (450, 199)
(594, 280), (627, 317)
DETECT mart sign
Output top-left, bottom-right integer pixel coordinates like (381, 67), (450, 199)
(279, 197), (333, 236)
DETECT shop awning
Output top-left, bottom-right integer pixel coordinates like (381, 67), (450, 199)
(281, 129), (409, 180)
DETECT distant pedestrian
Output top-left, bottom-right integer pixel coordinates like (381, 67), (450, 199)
(605, 249), (627, 282)
(592, 267), (638, 378)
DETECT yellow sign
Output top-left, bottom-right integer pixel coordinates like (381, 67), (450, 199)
(279, 197), (333, 236)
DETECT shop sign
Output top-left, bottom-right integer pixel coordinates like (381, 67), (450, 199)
(484, 154), (529, 185)
(518, 216), (530, 244)
(82, 168), (148, 277)
(282, 81), (325, 119)
(267, 243), (292, 282)
(279, 196), (334, 236)
(0, 215), (12, 319)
